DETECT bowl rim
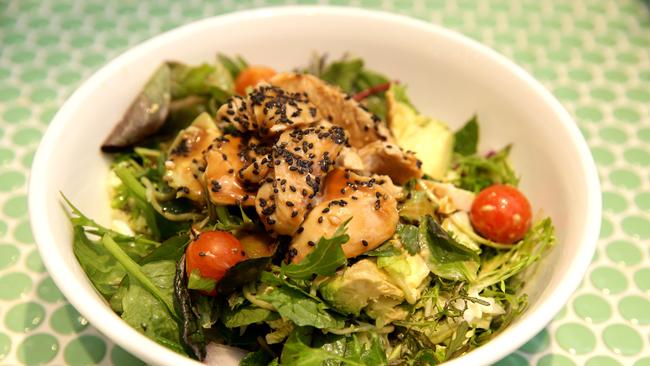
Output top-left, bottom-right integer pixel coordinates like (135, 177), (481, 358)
(28, 5), (601, 366)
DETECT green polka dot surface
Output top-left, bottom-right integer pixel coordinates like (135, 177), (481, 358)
(0, 0), (648, 364)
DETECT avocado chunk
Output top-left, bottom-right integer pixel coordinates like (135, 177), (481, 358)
(365, 297), (409, 328)
(386, 85), (453, 179)
(319, 259), (404, 316)
(377, 251), (431, 304)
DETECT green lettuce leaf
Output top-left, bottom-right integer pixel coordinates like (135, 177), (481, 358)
(453, 116), (479, 156)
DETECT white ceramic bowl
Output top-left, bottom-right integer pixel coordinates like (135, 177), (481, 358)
(29, 6), (601, 366)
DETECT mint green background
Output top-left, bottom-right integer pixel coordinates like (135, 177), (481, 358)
(1, 0), (648, 364)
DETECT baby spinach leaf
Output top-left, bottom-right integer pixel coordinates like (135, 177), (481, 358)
(141, 233), (190, 264)
(222, 305), (278, 328)
(72, 226), (126, 298)
(102, 235), (177, 318)
(281, 328), (364, 366)
(420, 216), (479, 282)
(453, 116), (479, 156)
(282, 219), (350, 280)
(173, 254), (206, 360)
(102, 63), (171, 151)
(397, 224), (421, 255)
(258, 287), (344, 329)
(280, 328), (381, 366)
(121, 260), (180, 352)
(217, 256), (272, 295)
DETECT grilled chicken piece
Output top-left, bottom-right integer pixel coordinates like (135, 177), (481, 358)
(270, 73), (393, 148)
(203, 135), (256, 206)
(358, 141), (423, 185)
(216, 84), (319, 137)
(164, 113), (221, 202)
(336, 147), (365, 171)
(421, 180), (475, 213)
(289, 168), (399, 263)
(237, 137), (272, 185)
(256, 121), (348, 235)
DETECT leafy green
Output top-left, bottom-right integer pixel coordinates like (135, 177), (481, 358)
(420, 216), (479, 282)
(72, 226), (126, 298)
(64, 193), (159, 261)
(281, 328), (386, 366)
(389, 83), (417, 111)
(399, 190), (435, 223)
(444, 321), (469, 361)
(121, 260), (180, 349)
(188, 269), (216, 293)
(217, 53), (248, 80)
(113, 162), (162, 239)
(282, 219), (350, 280)
(239, 349), (273, 366)
(281, 328), (363, 366)
(398, 224), (421, 255)
(102, 235), (177, 318)
(364, 243), (401, 257)
(173, 254), (206, 360)
(141, 233), (190, 264)
(217, 257), (272, 295)
(222, 305), (278, 328)
(102, 63), (171, 151)
(170, 60), (234, 101)
(474, 218), (555, 290)
(309, 55), (390, 118)
(451, 145), (519, 192)
(321, 58), (364, 92)
(258, 287), (344, 329)
(344, 333), (387, 365)
(453, 116), (479, 156)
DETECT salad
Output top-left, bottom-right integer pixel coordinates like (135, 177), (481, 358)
(65, 54), (555, 365)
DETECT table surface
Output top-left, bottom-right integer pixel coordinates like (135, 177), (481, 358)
(1, 0), (649, 365)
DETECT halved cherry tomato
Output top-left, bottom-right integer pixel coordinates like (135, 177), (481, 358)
(469, 184), (532, 244)
(235, 66), (276, 95)
(185, 231), (247, 295)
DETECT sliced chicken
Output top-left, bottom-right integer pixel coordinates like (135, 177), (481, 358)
(203, 135), (255, 206)
(336, 147), (365, 171)
(237, 137), (273, 185)
(215, 84), (320, 137)
(255, 121), (348, 235)
(358, 141), (423, 185)
(288, 168), (399, 263)
(421, 181), (475, 213)
(270, 73), (393, 148)
(164, 113), (221, 202)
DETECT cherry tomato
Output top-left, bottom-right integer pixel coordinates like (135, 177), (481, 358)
(469, 184), (532, 244)
(185, 231), (247, 295)
(235, 66), (276, 95)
